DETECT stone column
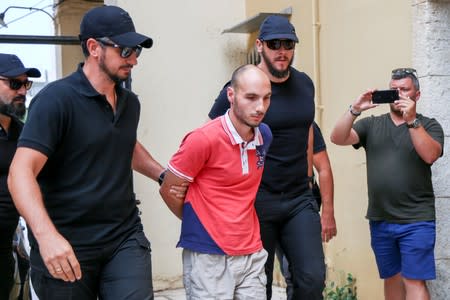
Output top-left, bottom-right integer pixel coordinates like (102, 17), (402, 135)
(53, 0), (103, 77)
(412, 1), (450, 298)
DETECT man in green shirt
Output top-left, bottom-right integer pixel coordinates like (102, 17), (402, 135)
(331, 68), (444, 300)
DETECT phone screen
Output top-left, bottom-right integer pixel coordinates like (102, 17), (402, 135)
(372, 90), (399, 104)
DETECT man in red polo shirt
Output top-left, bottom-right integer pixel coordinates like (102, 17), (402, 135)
(160, 64), (272, 299)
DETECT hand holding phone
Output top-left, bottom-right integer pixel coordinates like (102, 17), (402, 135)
(372, 90), (399, 104)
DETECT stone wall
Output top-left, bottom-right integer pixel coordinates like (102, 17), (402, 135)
(412, 0), (450, 298)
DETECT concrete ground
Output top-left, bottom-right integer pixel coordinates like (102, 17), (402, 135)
(155, 286), (287, 300)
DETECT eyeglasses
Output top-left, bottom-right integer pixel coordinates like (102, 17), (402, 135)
(0, 78), (33, 90)
(96, 38), (142, 58)
(391, 68), (418, 79)
(264, 39), (296, 50)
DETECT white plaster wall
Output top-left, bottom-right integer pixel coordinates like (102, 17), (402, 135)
(319, 1), (412, 298)
(412, 1), (450, 298)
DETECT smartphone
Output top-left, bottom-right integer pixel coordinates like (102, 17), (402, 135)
(372, 90), (399, 104)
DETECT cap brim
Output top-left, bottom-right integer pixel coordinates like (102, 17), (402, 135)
(259, 34), (299, 43)
(110, 32), (153, 48)
(1, 67), (41, 78)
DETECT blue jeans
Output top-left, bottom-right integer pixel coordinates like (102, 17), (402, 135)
(31, 230), (153, 300)
(256, 189), (325, 299)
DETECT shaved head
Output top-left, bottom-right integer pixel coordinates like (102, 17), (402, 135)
(230, 64), (270, 92)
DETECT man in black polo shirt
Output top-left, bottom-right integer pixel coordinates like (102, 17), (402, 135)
(209, 16), (335, 299)
(0, 53), (40, 300)
(8, 6), (168, 300)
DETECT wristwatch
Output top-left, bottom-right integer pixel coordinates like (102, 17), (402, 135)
(158, 170), (166, 186)
(406, 118), (421, 129)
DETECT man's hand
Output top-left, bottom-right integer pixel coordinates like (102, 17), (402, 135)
(394, 94), (417, 123)
(321, 211), (337, 243)
(39, 231), (81, 282)
(159, 170), (188, 219)
(168, 182), (189, 199)
(351, 89), (378, 113)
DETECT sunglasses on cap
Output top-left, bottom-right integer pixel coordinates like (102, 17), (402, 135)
(96, 38), (142, 58)
(391, 68), (418, 79)
(264, 39), (296, 50)
(0, 78), (33, 90)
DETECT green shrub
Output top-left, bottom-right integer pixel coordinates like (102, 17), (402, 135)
(323, 273), (357, 300)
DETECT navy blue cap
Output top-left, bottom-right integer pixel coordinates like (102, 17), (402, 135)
(258, 15), (299, 42)
(0, 54), (41, 78)
(79, 5), (153, 48)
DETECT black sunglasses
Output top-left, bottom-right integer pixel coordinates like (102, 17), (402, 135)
(0, 78), (33, 90)
(391, 68), (418, 79)
(264, 39), (296, 50)
(96, 38), (142, 58)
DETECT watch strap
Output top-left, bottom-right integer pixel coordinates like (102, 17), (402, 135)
(407, 118), (421, 128)
(158, 170), (166, 186)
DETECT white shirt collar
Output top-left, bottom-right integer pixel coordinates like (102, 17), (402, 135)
(222, 109), (263, 148)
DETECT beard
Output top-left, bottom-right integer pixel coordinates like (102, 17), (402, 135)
(98, 52), (129, 84)
(0, 95), (26, 118)
(260, 49), (294, 79)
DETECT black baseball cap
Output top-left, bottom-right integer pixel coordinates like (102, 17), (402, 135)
(0, 53), (41, 78)
(79, 5), (153, 48)
(258, 15), (299, 42)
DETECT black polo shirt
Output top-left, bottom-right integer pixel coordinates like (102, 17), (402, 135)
(312, 121), (326, 154)
(19, 64), (142, 252)
(209, 67), (315, 196)
(0, 117), (22, 228)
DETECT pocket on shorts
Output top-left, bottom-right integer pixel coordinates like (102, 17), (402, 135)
(258, 270), (267, 287)
(256, 249), (268, 286)
(414, 221), (436, 249)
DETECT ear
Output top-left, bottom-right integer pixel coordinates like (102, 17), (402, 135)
(86, 38), (101, 58)
(255, 39), (263, 54)
(227, 86), (235, 105)
(414, 90), (421, 102)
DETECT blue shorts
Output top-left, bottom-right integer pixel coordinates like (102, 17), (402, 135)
(369, 220), (436, 280)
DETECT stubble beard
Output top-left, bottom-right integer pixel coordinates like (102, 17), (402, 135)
(232, 96), (261, 129)
(99, 52), (128, 84)
(389, 95), (416, 117)
(390, 105), (403, 117)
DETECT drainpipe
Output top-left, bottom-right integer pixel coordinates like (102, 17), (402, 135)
(312, 0), (332, 268)
(312, 0), (323, 125)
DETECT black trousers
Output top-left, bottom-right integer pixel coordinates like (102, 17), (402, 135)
(31, 230), (154, 300)
(255, 189), (325, 300)
(0, 200), (19, 300)
(275, 246), (294, 300)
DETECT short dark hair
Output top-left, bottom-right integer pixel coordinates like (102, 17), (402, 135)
(81, 40), (90, 57)
(391, 68), (420, 90)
